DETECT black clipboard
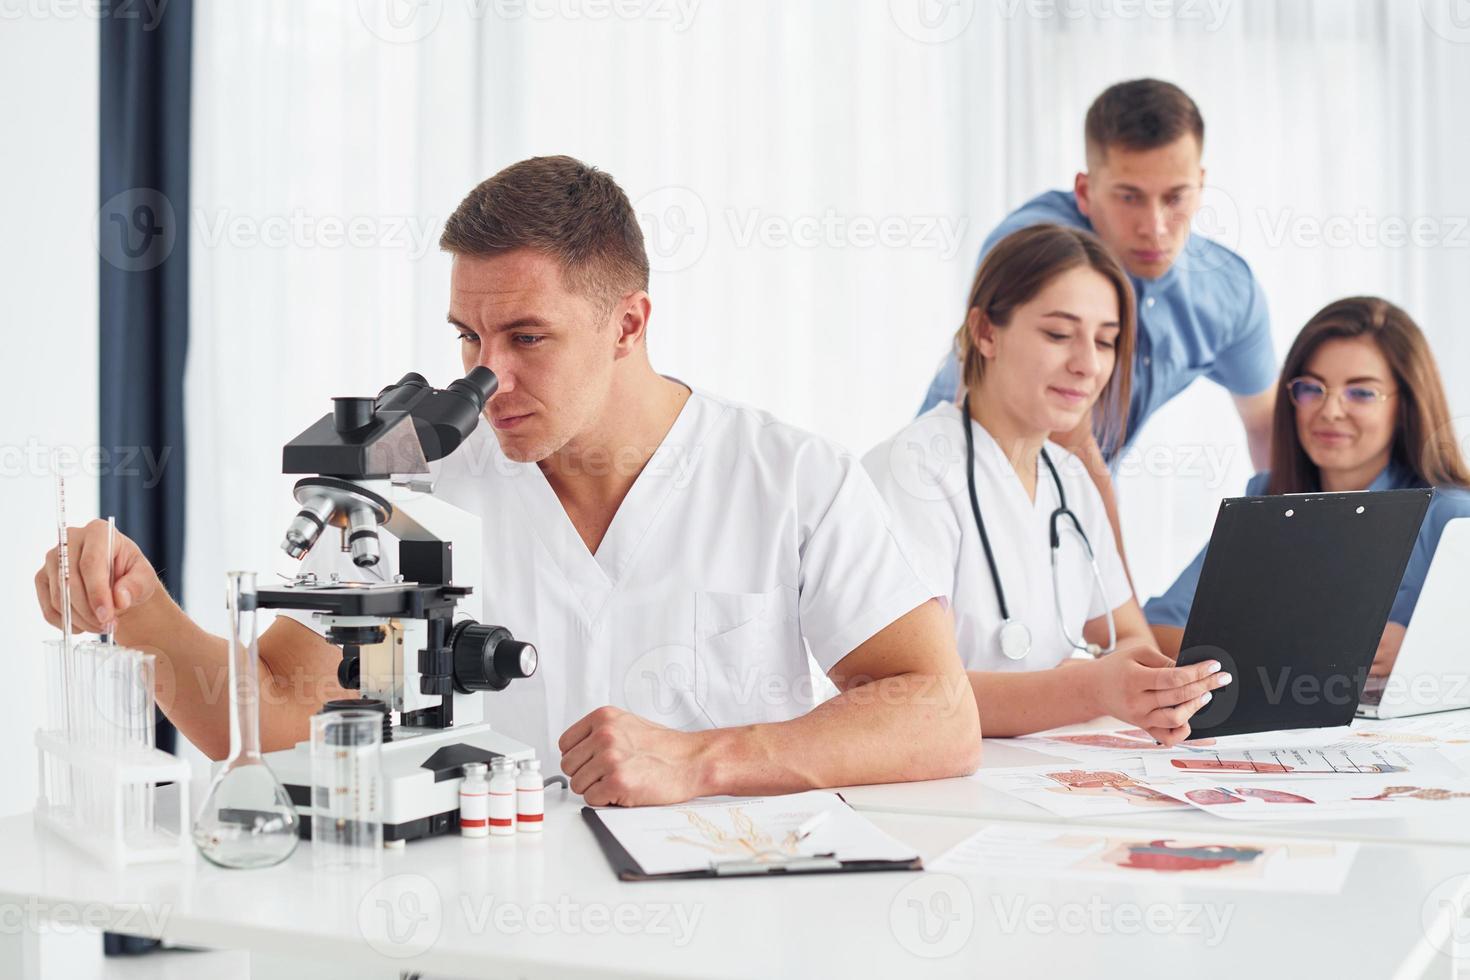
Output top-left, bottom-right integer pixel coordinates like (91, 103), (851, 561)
(582, 795), (923, 881)
(1176, 487), (1431, 739)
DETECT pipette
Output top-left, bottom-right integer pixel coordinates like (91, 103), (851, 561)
(54, 471), (74, 739)
(102, 516), (116, 645)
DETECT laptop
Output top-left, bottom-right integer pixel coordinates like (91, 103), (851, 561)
(1357, 516), (1470, 719)
(1175, 488), (1432, 739)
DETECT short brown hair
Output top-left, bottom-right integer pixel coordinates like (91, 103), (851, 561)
(439, 155), (650, 307)
(1267, 297), (1470, 494)
(955, 224), (1136, 453)
(1085, 79), (1204, 164)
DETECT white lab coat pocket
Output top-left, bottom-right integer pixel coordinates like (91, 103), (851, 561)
(693, 586), (804, 728)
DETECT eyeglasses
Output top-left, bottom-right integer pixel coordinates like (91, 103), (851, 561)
(1286, 377), (1396, 409)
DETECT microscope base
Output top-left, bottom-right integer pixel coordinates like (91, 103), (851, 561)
(268, 722), (535, 843)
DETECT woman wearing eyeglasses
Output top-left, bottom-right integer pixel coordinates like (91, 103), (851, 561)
(1147, 296), (1470, 675)
(865, 224), (1231, 745)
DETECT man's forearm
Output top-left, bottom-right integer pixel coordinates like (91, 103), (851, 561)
(114, 592), (338, 759)
(1233, 389), (1276, 471)
(1054, 423), (1131, 584)
(691, 671), (981, 796)
(1247, 423), (1272, 471)
(1089, 465), (1131, 585)
(1151, 625), (1184, 660)
(115, 590), (236, 759)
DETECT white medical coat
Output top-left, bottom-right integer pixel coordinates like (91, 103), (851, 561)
(864, 402), (1132, 673)
(288, 387), (934, 763)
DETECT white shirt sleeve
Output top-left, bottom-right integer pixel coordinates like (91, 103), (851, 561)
(860, 430), (965, 609)
(795, 445), (936, 673)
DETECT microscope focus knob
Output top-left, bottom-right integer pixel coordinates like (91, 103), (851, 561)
(494, 640), (539, 682)
(450, 622), (539, 693)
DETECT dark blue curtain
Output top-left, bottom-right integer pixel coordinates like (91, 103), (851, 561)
(98, 0), (191, 955)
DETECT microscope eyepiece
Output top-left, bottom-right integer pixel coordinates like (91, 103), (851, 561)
(447, 366), (498, 407)
(284, 368), (501, 477)
(374, 372), (431, 414)
(332, 396), (376, 433)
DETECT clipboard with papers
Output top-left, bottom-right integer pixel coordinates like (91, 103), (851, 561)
(582, 790), (923, 881)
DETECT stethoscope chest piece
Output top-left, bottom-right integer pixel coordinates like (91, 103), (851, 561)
(998, 618), (1032, 661)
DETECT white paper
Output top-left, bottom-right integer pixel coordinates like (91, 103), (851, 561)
(972, 762), (1195, 816)
(1141, 746), (1463, 780)
(932, 822), (1358, 894)
(1158, 771), (1470, 821)
(590, 790), (918, 876)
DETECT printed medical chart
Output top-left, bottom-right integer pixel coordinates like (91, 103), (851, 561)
(1187, 717), (1470, 757)
(1161, 771), (1470, 821)
(931, 823), (1358, 893)
(1339, 715), (1470, 756)
(588, 790), (917, 876)
(1011, 725), (1293, 763)
(1141, 746), (1464, 780)
(971, 762), (1194, 817)
(1010, 726), (1206, 761)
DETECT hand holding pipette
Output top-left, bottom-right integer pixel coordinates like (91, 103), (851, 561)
(37, 517), (161, 636)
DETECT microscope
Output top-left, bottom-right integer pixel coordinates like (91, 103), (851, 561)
(258, 366), (539, 843)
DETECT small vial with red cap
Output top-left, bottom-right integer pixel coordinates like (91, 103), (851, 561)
(458, 762), (489, 838)
(516, 758), (544, 833)
(489, 758), (517, 836)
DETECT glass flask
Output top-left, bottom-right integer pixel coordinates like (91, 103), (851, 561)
(192, 571), (301, 868)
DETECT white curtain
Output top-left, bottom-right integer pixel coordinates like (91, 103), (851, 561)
(187, 0), (1470, 642)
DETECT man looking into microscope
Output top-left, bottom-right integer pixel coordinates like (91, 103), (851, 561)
(37, 155), (981, 807)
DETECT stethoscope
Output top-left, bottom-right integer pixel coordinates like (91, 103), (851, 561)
(961, 394), (1117, 661)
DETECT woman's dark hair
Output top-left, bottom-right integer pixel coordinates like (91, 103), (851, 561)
(1267, 296), (1470, 493)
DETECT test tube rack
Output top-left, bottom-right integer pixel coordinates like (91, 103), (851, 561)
(34, 641), (191, 868)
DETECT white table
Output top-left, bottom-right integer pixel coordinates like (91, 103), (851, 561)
(1, 789), (1467, 979)
(839, 714), (1470, 849)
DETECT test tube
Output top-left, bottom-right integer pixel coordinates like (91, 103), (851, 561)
(41, 640), (69, 813)
(78, 640), (99, 826)
(136, 652), (157, 838)
(309, 709), (383, 870)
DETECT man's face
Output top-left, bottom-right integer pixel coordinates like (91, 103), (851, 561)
(1076, 135), (1204, 281)
(449, 250), (621, 463)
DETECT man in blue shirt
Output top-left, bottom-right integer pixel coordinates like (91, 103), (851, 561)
(920, 80), (1278, 551)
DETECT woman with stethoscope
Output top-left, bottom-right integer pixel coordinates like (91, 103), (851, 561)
(865, 224), (1230, 745)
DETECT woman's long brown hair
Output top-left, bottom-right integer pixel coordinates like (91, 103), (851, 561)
(1266, 296), (1470, 494)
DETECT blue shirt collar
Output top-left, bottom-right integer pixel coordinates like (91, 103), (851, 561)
(1367, 459), (1420, 491)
